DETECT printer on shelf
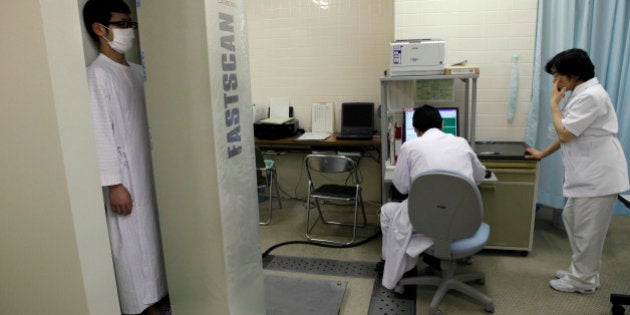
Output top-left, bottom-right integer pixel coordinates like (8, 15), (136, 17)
(254, 118), (300, 140)
(389, 39), (445, 76)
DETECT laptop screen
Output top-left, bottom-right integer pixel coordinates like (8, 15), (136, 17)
(341, 102), (374, 133)
(403, 107), (459, 142)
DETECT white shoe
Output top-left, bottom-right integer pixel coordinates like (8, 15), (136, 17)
(549, 278), (596, 294)
(555, 269), (568, 279)
(554, 270), (600, 287)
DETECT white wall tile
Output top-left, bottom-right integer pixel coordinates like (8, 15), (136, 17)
(394, 0), (538, 141)
(247, 0), (394, 132)
(247, 0), (537, 141)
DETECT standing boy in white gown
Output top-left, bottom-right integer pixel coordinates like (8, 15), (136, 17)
(83, 1), (168, 314)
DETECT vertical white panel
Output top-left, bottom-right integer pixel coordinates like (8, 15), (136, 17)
(138, 0), (264, 313)
(39, 1), (120, 314)
(204, 1), (264, 313)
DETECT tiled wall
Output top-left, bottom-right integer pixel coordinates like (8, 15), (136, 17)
(396, 0), (538, 141)
(246, 0), (394, 132)
(247, 0), (538, 141)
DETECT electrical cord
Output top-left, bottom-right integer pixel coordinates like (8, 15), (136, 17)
(262, 230), (382, 258)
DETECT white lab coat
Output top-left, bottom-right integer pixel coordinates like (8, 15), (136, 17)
(560, 77), (629, 197)
(87, 54), (167, 314)
(380, 128), (486, 289)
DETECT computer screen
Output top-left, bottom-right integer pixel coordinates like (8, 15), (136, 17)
(341, 102), (374, 132)
(403, 107), (459, 142)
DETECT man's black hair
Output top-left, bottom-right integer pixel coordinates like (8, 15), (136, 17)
(413, 105), (442, 132)
(83, 0), (131, 42)
(544, 48), (595, 81)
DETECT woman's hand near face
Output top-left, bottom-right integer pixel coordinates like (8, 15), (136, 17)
(551, 81), (567, 107)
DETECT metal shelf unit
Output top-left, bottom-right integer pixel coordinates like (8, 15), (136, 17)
(379, 73), (479, 202)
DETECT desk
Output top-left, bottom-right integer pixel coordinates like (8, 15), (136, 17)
(254, 135), (383, 201)
(476, 143), (539, 254)
(255, 134), (381, 152)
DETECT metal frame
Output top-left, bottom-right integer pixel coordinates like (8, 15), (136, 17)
(304, 154), (367, 245)
(256, 148), (282, 225)
(380, 73), (479, 203)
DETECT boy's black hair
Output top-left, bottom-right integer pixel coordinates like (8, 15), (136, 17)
(413, 105), (442, 132)
(83, 0), (131, 42)
(544, 48), (595, 81)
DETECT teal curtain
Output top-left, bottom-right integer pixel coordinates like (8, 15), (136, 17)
(525, 0), (630, 215)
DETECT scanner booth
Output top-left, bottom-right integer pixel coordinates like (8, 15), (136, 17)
(1, 1), (265, 314)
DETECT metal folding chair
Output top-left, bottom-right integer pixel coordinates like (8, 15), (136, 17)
(304, 154), (367, 245)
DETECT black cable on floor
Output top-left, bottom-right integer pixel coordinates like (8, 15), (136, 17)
(262, 230), (382, 258)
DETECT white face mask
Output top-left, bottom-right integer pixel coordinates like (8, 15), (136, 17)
(102, 25), (135, 54)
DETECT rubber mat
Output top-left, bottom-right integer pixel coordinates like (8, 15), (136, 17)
(368, 274), (416, 315)
(264, 274), (347, 315)
(263, 255), (378, 278)
(263, 255), (415, 315)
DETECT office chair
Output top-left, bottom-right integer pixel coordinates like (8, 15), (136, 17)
(304, 154), (367, 245)
(255, 147), (282, 225)
(394, 170), (494, 315)
(611, 194), (630, 315)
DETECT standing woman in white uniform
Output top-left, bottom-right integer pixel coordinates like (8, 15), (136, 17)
(83, 1), (168, 314)
(526, 48), (629, 293)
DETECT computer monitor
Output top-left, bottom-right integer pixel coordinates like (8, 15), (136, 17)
(340, 102), (374, 134)
(403, 107), (459, 142)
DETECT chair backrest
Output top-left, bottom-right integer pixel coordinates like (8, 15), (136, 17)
(407, 170), (483, 256)
(255, 147), (266, 168)
(304, 154), (361, 185)
(255, 147), (266, 186)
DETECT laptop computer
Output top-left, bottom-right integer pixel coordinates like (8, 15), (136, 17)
(336, 102), (375, 140)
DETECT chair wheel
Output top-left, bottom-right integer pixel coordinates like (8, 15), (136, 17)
(611, 303), (625, 315)
(475, 278), (486, 285)
(485, 303), (495, 313)
(429, 308), (442, 315)
(393, 285), (405, 295)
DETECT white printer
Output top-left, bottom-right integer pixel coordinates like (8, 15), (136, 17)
(389, 39), (445, 76)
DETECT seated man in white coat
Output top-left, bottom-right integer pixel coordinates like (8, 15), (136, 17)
(380, 105), (486, 289)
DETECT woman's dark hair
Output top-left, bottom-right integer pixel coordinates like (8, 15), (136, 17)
(83, 0), (131, 42)
(413, 105), (442, 132)
(544, 48), (595, 81)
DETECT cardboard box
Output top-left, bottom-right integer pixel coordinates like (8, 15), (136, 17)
(444, 65), (480, 75)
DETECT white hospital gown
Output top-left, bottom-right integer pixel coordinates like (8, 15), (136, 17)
(87, 53), (167, 314)
(381, 128), (486, 289)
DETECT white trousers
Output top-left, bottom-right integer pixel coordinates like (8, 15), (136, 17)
(380, 201), (433, 289)
(380, 201), (416, 289)
(562, 194), (616, 287)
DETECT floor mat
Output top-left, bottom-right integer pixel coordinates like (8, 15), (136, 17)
(368, 274), (416, 315)
(263, 254), (378, 278)
(264, 274), (347, 315)
(263, 255), (415, 315)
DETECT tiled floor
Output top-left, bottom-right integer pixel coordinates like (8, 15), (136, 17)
(259, 199), (630, 315)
